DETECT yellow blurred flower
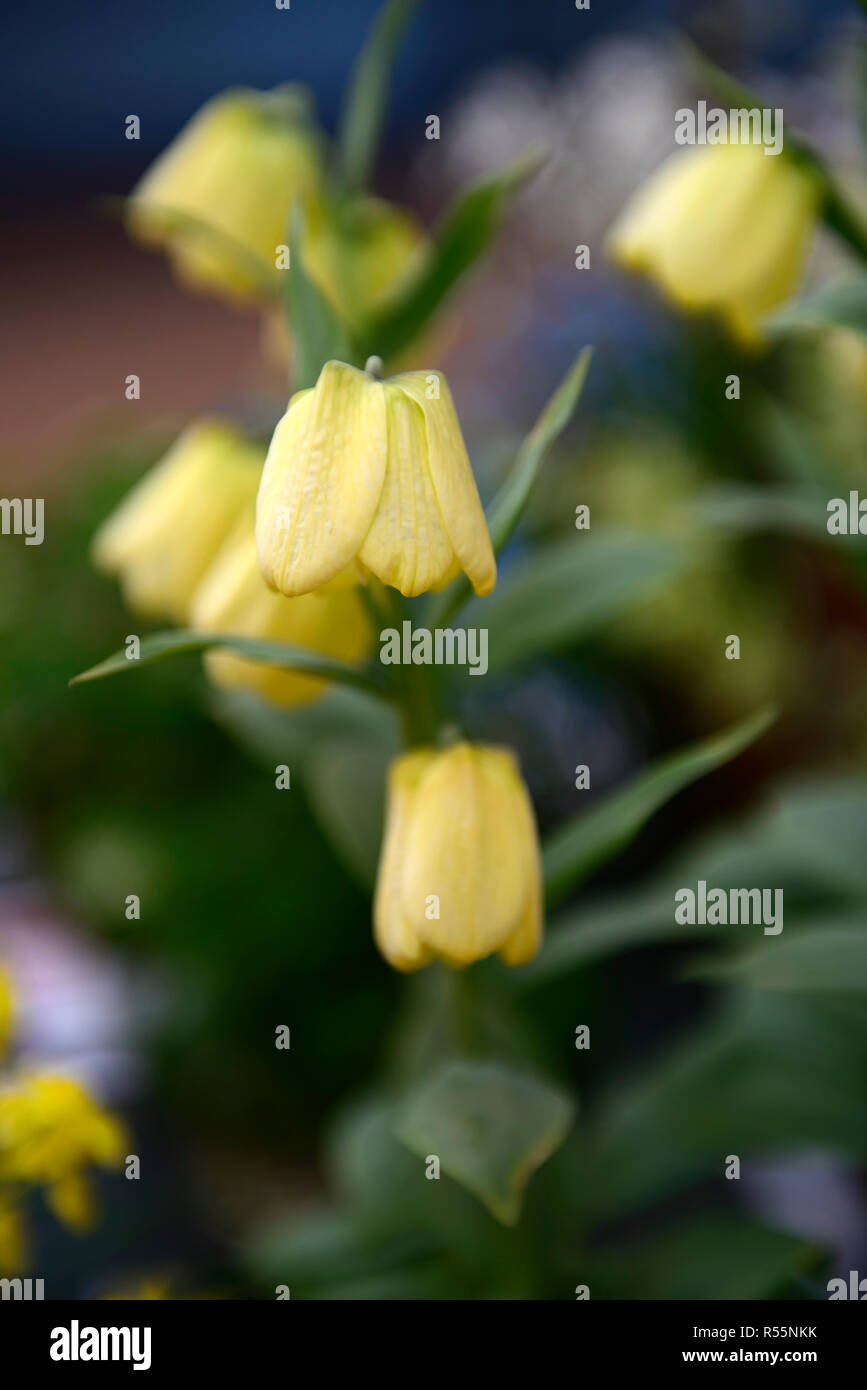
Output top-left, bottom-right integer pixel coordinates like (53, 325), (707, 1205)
(190, 511), (372, 705)
(0, 1191), (28, 1273)
(0, 1074), (127, 1233)
(127, 87), (322, 301)
(373, 742), (542, 972)
(303, 194), (426, 327)
(607, 142), (820, 343)
(92, 420), (263, 623)
(0, 967), (12, 1057)
(256, 360), (496, 598)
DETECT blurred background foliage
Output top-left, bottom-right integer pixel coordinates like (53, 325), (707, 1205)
(1, 0), (866, 1298)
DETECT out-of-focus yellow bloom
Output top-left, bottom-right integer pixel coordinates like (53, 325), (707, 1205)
(373, 742), (542, 972)
(0, 1074), (127, 1232)
(0, 967), (12, 1057)
(256, 360), (496, 599)
(303, 194), (426, 327)
(190, 511), (372, 705)
(127, 87), (322, 301)
(92, 421), (262, 623)
(0, 1191), (28, 1272)
(607, 142), (820, 343)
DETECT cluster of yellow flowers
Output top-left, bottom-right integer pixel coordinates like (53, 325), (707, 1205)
(91, 82), (826, 974)
(93, 87), (539, 973)
(0, 967), (127, 1273)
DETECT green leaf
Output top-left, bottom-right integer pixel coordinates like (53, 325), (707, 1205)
(542, 708), (775, 910)
(765, 274), (867, 340)
(336, 0), (421, 195)
(587, 1215), (821, 1301)
(396, 1059), (574, 1225)
(470, 529), (687, 674)
(427, 348), (593, 627)
(69, 629), (390, 699)
(286, 206), (356, 388)
(586, 990), (867, 1220)
(692, 483), (830, 538)
(696, 922), (867, 995)
(359, 149), (546, 363)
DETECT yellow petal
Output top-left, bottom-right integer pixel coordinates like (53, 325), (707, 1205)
(47, 1173), (94, 1232)
(257, 362), (387, 596)
(608, 143), (819, 343)
(192, 514), (371, 705)
(128, 90), (322, 302)
(359, 383), (457, 596)
(0, 966), (13, 1057)
(390, 373), (496, 595)
(400, 744), (535, 966)
(92, 420), (262, 622)
(373, 750), (438, 972)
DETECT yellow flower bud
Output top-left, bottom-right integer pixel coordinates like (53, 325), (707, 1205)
(373, 742), (542, 972)
(91, 420), (262, 623)
(127, 88), (322, 301)
(607, 142), (820, 343)
(190, 511), (372, 706)
(256, 360), (496, 599)
(0, 1073), (126, 1232)
(302, 194), (426, 327)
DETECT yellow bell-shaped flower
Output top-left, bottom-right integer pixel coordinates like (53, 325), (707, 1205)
(256, 360), (497, 599)
(373, 742), (542, 972)
(607, 141), (820, 343)
(92, 420), (263, 623)
(190, 511), (372, 706)
(127, 87), (322, 301)
(0, 1073), (127, 1232)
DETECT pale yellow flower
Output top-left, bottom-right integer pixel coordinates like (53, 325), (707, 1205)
(607, 141), (820, 343)
(190, 511), (372, 705)
(374, 743), (542, 972)
(92, 421), (263, 623)
(256, 361), (496, 599)
(0, 967), (12, 1057)
(0, 1074), (127, 1233)
(127, 88), (322, 301)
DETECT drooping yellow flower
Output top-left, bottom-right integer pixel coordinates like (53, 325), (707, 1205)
(373, 742), (542, 972)
(92, 421), (263, 623)
(607, 141), (820, 343)
(127, 87), (322, 301)
(303, 194), (426, 327)
(0, 967), (12, 1057)
(0, 1073), (127, 1232)
(190, 511), (372, 705)
(256, 361), (496, 599)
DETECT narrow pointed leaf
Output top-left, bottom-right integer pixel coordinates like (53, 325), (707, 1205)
(427, 348), (593, 627)
(69, 630), (390, 697)
(336, 0), (421, 194)
(542, 708), (775, 909)
(359, 149), (546, 363)
(286, 206), (355, 388)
